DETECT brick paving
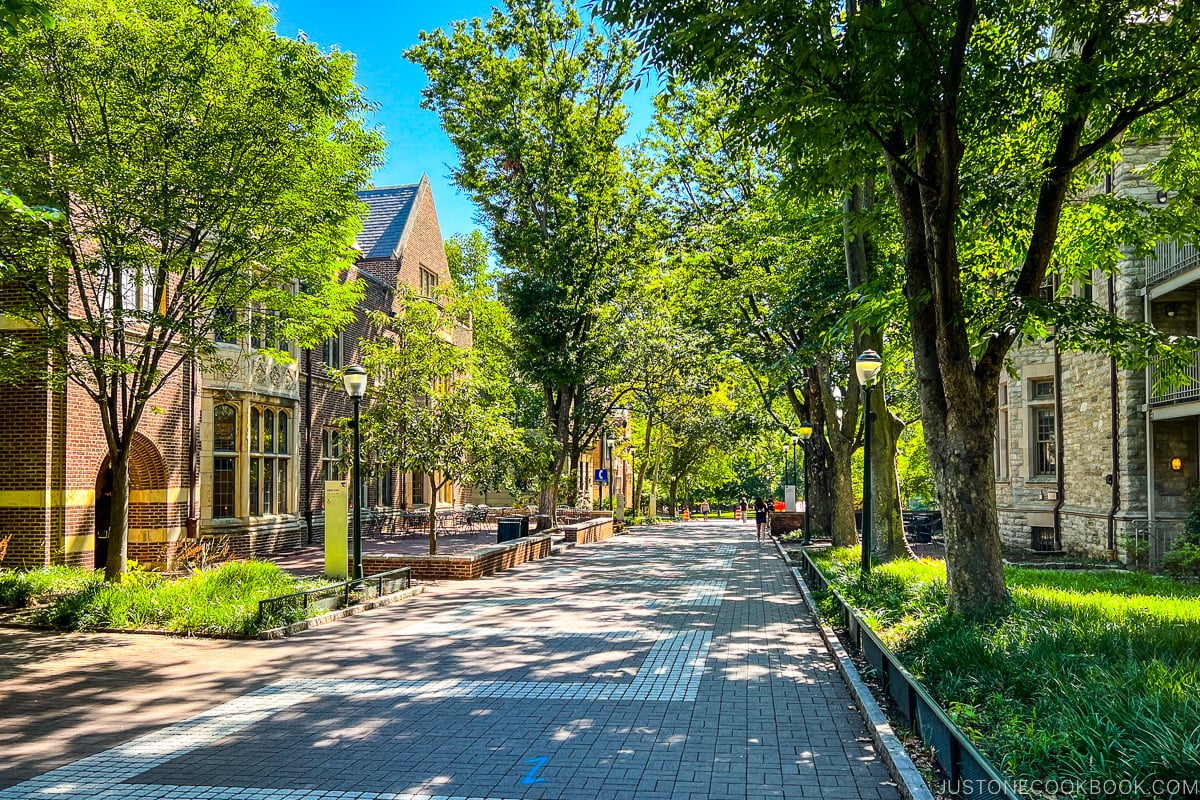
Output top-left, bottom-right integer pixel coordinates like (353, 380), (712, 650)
(0, 521), (900, 800)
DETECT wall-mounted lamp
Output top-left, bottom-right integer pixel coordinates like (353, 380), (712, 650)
(1166, 303), (1177, 318)
(1157, 189), (1170, 204)
(1171, 457), (1183, 471)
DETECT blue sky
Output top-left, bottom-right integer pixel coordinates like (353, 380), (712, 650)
(272, 0), (660, 240)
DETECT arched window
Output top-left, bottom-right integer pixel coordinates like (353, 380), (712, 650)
(250, 406), (292, 517)
(212, 405), (238, 518)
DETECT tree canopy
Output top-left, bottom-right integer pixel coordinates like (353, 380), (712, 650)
(0, 0), (382, 579)
(603, 0), (1200, 612)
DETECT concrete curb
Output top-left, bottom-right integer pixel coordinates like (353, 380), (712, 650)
(774, 540), (936, 800)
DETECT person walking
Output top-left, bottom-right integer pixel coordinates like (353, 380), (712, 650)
(754, 497), (769, 542)
(700, 499), (710, 520)
(739, 497), (749, 523)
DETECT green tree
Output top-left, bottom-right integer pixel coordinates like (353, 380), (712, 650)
(604, 0), (1200, 613)
(358, 292), (521, 554)
(0, 0), (381, 581)
(445, 231), (550, 502)
(407, 0), (649, 520)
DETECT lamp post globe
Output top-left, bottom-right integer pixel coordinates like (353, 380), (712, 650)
(797, 424), (813, 545)
(855, 350), (882, 576)
(342, 365), (367, 582)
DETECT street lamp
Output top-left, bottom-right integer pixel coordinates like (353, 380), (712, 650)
(797, 423), (813, 544)
(855, 349), (883, 575)
(342, 364), (368, 582)
(789, 434), (800, 512)
(604, 436), (615, 511)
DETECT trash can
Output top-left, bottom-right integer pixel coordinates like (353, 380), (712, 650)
(519, 515), (532, 537)
(498, 517), (524, 543)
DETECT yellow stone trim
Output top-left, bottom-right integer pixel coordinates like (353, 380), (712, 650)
(0, 487), (188, 508)
(63, 533), (92, 554)
(0, 314), (37, 331)
(0, 490), (87, 508)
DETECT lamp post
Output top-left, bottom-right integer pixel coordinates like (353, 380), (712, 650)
(342, 364), (368, 582)
(797, 423), (813, 544)
(789, 435), (799, 512)
(605, 436), (615, 511)
(855, 350), (883, 575)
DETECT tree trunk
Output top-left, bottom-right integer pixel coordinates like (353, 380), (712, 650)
(634, 415), (653, 516)
(105, 450), (130, 582)
(844, 182), (911, 562)
(569, 446), (582, 505)
(428, 482), (440, 555)
(869, 379), (911, 562)
(649, 422), (662, 518)
(889, 153), (1008, 614)
(540, 383), (575, 521)
(815, 356), (859, 547)
(668, 477), (679, 517)
(804, 372), (836, 537)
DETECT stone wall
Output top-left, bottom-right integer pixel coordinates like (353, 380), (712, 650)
(996, 145), (1172, 561)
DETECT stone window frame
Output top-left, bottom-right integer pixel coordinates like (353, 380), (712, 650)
(249, 405), (292, 517)
(995, 382), (1010, 482)
(322, 427), (344, 482)
(411, 471), (426, 505)
(376, 467), (394, 508)
(211, 403), (239, 519)
(419, 265), (439, 299)
(323, 330), (343, 370)
(1028, 378), (1057, 481)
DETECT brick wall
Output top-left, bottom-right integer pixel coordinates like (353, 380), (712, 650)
(560, 518), (614, 545)
(358, 533), (553, 581)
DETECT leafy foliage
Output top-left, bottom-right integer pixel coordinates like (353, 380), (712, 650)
(10, 561), (326, 635)
(809, 549), (1200, 788)
(0, 0), (382, 579)
(407, 0), (651, 511)
(357, 290), (524, 551)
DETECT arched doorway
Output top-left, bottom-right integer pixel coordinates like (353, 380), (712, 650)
(94, 465), (113, 569)
(93, 434), (169, 570)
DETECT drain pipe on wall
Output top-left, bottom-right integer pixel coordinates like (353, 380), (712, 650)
(1106, 271), (1121, 560)
(304, 347), (313, 545)
(1053, 339), (1065, 549)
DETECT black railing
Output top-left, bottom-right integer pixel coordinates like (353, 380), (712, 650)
(795, 551), (1021, 800)
(256, 567), (412, 627)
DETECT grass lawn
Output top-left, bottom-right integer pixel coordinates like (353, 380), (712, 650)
(0, 561), (330, 636)
(808, 548), (1200, 792)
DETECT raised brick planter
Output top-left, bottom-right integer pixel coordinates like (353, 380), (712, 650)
(770, 512), (806, 536)
(358, 533), (553, 581)
(560, 517), (614, 545)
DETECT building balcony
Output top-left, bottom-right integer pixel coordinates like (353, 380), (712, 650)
(1146, 240), (1200, 298)
(1150, 351), (1200, 407)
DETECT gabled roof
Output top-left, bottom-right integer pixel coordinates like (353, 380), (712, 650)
(355, 181), (423, 260)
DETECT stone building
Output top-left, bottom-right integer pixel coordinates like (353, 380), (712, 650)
(996, 145), (1194, 566)
(0, 176), (467, 569)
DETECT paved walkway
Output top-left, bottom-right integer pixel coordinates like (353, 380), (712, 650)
(0, 522), (899, 800)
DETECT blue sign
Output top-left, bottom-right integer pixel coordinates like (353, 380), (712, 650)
(594, 468), (609, 483)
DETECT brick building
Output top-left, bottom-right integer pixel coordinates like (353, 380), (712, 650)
(996, 145), (1195, 566)
(0, 176), (466, 570)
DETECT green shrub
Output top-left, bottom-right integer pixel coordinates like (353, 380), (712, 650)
(1164, 486), (1200, 579)
(32, 561), (325, 636)
(1164, 542), (1200, 579)
(806, 548), (1200, 793)
(0, 565), (101, 607)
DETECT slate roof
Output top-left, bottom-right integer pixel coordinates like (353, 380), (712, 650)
(356, 183), (421, 260)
